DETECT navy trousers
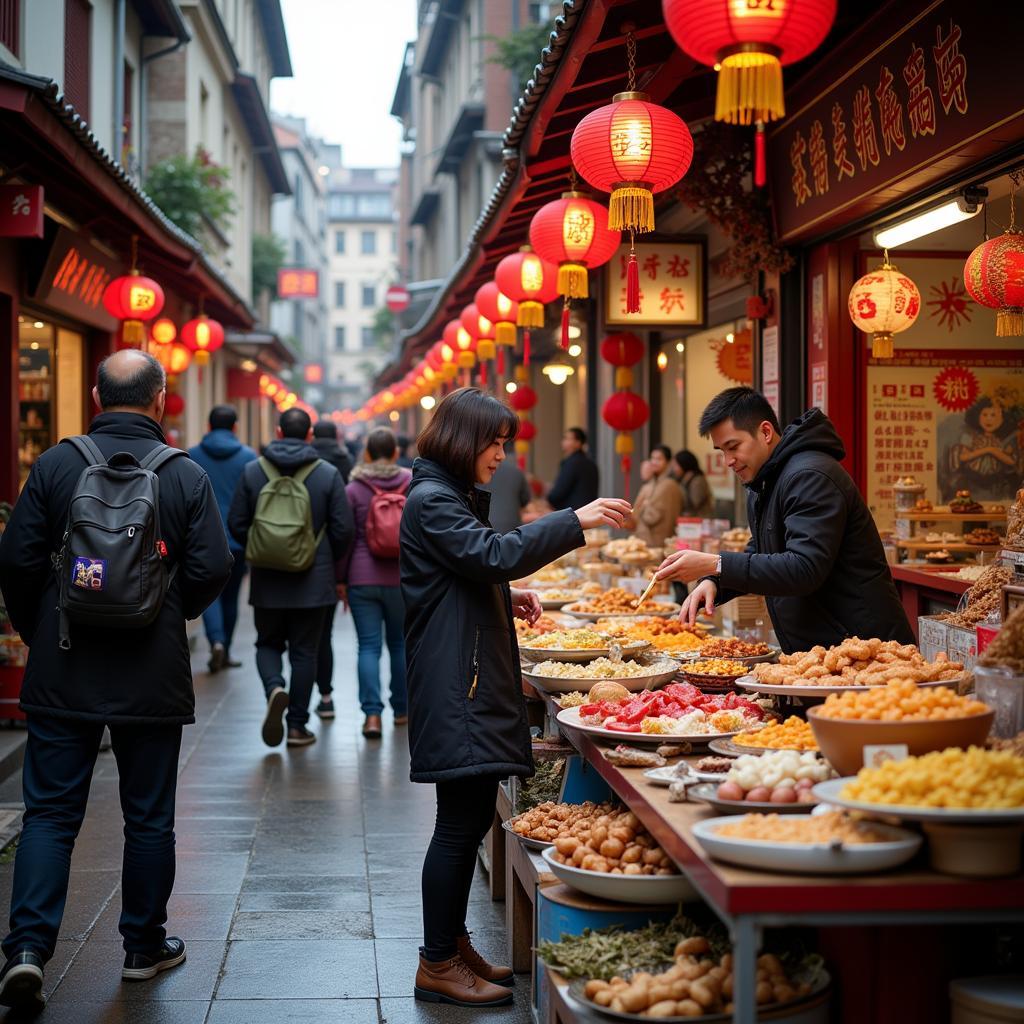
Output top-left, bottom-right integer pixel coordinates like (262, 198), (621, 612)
(3, 714), (182, 961)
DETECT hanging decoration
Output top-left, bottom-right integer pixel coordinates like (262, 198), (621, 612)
(102, 238), (165, 346)
(461, 303), (496, 388)
(163, 392), (185, 418)
(848, 253), (921, 359)
(570, 30), (693, 301)
(509, 366), (537, 469)
(661, 0), (835, 186)
(494, 247), (559, 366)
(153, 340), (192, 379)
(599, 331), (648, 498)
(149, 318), (177, 345)
(475, 282), (518, 379)
(964, 173), (1024, 337)
(181, 314), (225, 366)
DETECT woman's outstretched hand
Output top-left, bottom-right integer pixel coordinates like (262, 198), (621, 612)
(574, 497), (633, 530)
(510, 588), (542, 625)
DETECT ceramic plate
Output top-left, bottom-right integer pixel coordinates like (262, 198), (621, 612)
(518, 639), (653, 663)
(501, 819), (554, 851)
(524, 661), (680, 696)
(540, 847), (697, 904)
(734, 674), (967, 698)
(556, 706), (744, 746)
(687, 781), (817, 815)
(562, 602), (680, 621)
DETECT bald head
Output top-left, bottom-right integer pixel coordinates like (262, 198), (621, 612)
(94, 349), (166, 419)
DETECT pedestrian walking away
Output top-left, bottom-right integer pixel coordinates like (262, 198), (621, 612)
(188, 404), (258, 672)
(312, 418), (354, 484)
(546, 426), (599, 510)
(400, 387), (631, 1007)
(229, 408), (353, 748)
(480, 440), (531, 534)
(0, 350), (233, 1010)
(336, 426), (411, 737)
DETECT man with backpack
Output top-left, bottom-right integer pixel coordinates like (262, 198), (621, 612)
(336, 427), (410, 738)
(0, 349), (233, 1009)
(229, 408), (353, 748)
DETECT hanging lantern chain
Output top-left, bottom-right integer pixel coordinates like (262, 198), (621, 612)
(1008, 169), (1023, 233)
(625, 30), (637, 91)
(130, 234), (138, 274)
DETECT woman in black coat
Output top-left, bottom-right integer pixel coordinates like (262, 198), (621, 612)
(400, 388), (630, 1008)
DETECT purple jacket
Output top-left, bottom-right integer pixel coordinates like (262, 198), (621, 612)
(337, 461), (412, 587)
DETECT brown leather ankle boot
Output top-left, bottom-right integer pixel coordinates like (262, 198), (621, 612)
(457, 933), (514, 986)
(414, 953), (514, 1006)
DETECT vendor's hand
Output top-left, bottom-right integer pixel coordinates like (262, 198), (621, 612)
(510, 587), (542, 625)
(654, 549), (718, 583)
(336, 583), (349, 611)
(680, 579), (717, 625)
(575, 497), (633, 530)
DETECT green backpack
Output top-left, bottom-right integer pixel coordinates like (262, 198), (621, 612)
(245, 457), (325, 572)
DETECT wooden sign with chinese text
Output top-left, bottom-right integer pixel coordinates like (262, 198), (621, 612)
(768, 0), (1024, 243)
(31, 227), (119, 330)
(277, 268), (320, 299)
(0, 185), (44, 238)
(603, 241), (705, 327)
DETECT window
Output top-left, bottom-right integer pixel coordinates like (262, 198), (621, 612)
(0, 0), (19, 58)
(390, 229), (398, 254)
(334, 326), (346, 351)
(64, 0), (91, 119)
(328, 193), (392, 219)
(361, 326), (375, 350)
(361, 284), (375, 308)
(334, 230), (345, 254)
(361, 230), (377, 255)
(334, 281), (346, 307)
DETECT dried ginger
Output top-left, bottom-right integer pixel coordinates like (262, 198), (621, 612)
(978, 603), (1024, 675)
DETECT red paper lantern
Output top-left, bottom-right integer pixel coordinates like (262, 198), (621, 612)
(181, 315), (225, 366)
(602, 389), (650, 499)
(154, 341), (192, 378)
(149, 318), (177, 345)
(600, 331), (645, 389)
(494, 248), (559, 329)
(460, 304), (496, 361)
(570, 94), (693, 234)
(508, 384), (537, 412)
(444, 318), (476, 369)
(516, 420), (537, 442)
(163, 392), (185, 418)
(529, 193), (621, 299)
(964, 232), (1024, 337)
(475, 282), (518, 347)
(103, 272), (165, 345)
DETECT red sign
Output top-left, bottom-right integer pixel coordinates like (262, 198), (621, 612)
(303, 363), (324, 384)
(31, 227), (119, 330)
(0, 185), (44, 238)
(277, 268), (320, 298)
(385, 284), (411, 313)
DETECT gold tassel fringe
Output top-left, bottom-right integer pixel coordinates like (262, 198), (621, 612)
(615, 433), (634, 455)
(515, 439), (530, 456)
(495, 322), (516, 346)
(122, 320), (144, 345)
(997, 308), (1024, 336)
(518, 301), (544, 328)
(558, 263), (589, 299)
(477, 339), (495, 360)
(514, 364), (528, 383)
(716, 52), (784, 126)
(871, 333), (894, 359)
(615, 367), (634, 390)
(458, 352), (476, 369)
(609, 186), (654, 233)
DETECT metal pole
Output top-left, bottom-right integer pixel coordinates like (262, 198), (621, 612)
(113, 0), (125, 163)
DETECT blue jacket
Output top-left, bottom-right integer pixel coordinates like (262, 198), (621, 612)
(188, 429), (257, 551)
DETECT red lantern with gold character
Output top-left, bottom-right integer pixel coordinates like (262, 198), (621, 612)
(103, 271), (165, 345)
(154, 341), (192, 378)
(149, 318), (177, 346)
(494, 248), (559, 366)
(475, 282), (518, 379)
(181, 315), (225, 366)
(964, 232), (1024, 337)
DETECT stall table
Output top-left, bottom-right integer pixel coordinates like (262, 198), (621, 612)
(891, 565), (971, 626)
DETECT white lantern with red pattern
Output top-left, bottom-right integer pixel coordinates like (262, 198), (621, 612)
(848, 258), (920, 359)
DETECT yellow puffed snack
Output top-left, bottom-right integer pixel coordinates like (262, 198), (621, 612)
(818, 679), (988, 721)
(734, 716), (818, 750)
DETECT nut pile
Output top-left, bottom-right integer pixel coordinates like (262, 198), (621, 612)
(699, 637), (771, 658)
(542, 807), (680, 876)
(569, 588), (675, 615)
(685, 658), (748, 678)
(979, 604), (1024, 674)
(941, 564), (1013, 627)
(815, 679), (989, 720)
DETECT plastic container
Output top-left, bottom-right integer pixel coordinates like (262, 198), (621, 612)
(950, 976), (1024, 1022)
(924, 821), (1024, 877)
(975, 666), (1024, 740)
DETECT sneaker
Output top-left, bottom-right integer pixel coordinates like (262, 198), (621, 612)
(0, 950), (44, 1010)
(122, 937), (186, 981)
(287, 726), (317, 747)
(315, 697), (335, 720)
(208, 643), (226, 673)
(261, 687), (289, 747)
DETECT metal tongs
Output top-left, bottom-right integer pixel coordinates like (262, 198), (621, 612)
(633, 571), (659, 609)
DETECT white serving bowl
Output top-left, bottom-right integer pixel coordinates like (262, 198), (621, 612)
(540, 846), (698, 904)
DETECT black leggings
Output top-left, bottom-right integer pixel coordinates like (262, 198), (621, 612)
(421, 774), (501, 961)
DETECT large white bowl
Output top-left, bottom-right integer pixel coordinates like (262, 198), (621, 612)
(518, 639), (653, 663)
(691, 815), (922, 874)
(562, 602), (680, 621)
(540, 846), (698, 904)
(526, 661), (680, 696)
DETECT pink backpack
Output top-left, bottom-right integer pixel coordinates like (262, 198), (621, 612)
(363, 477), (408, 559)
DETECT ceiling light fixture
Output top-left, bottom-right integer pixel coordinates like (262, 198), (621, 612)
(568, 343), (582, 358)
(657, 351), (668, 371)
(420, 395), (436, 410)
(505, 381), (517, 394)
(542, 362), (575, 386)
(675, 341), (685, 353)
(873, 186), (987, 249)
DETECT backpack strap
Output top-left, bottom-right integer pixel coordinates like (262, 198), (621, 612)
(63, 434), (106, 466)
(293, 459), (323, 485)
(258, 456), (281, 481)
(139, 444), (187, 474)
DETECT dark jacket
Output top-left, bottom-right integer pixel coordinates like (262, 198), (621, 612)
(0, 413), (233, 724)
(400, 458), (584, 783)
(480, 457), (531, 534)
(714, 409), (914, 653)
(188, 429), (257, 552)
(312, 436), (353, 484)
(228, 438), (354, 608)
(338, 460), (411, 587)
(547, 449), (599, 510)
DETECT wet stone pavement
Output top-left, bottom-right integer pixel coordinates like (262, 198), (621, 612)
(0, 607), (532, 1024)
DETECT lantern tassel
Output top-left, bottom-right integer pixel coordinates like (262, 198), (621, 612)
(626, 247), (641, 314)
(609, 185), (654, 234)
(716, 51), (784, 126)
(558, 263), (589, 299)
(754, 122), (767, 188)
(517, 454), (526, 471)
(523, 329), (531, 367)
(871, 333), (895, 360)
(621, 454), (632, 502)
(560, 299), (570, 350)
(495, 321), (516, 346)
(497, 347), (505, 378)
(479, 360), (488, 388)
(122, 320), (144, 345)
(517, 301), (545, 328)
(997, 308), (1024, 337)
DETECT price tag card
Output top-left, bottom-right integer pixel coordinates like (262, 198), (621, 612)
(863, 744), (909, 769)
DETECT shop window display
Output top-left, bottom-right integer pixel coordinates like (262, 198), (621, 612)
(18, 318), (54, 489)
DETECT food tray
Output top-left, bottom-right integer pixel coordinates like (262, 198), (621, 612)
(540, 846), (698, 904)
(676, 647), (781, 667)
(501, 819), (553, 851)
(680, 669), (748, 689)
(812, 778), (1024, 824)
(692, 816), (921, 874)
(686, 782), (817, 815)
(518, 639), (652, 663)
(556, 706), (744, 746)
(562, 602), (680, 621)
(524, 661), (680, 695)
(734, 673), (969, 698)
(707, 738), (767, 757)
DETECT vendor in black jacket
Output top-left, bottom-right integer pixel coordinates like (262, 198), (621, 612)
(400, 388), (630, 1008)
(655, 387), (914, 653)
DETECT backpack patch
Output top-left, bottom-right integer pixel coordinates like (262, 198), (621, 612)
(72, 557), (106, 591)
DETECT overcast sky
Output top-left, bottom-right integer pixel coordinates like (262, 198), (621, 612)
(270, 0), (417, 168)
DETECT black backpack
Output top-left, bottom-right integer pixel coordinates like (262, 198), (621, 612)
(54, 435), (186, 649)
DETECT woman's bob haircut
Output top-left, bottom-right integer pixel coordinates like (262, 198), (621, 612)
(417, 387), (520, 483)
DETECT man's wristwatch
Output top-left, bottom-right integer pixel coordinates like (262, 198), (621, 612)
(714, 554), (722, 576)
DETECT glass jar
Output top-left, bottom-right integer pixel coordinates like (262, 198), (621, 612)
(974, 665), (1024, 739)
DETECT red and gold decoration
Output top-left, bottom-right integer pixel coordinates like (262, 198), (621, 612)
(933, 366), (980, 413)
(475, 282), (518, 378)
(848, 255), (921, 359)
(149, 318), (177, 346)
(163, 392), (185, 418)
(181, 314), (225, 366)
(661, 0), (835, 185)
(461, 303), (496, 387)
(102, 239), (165, 346)
(444, 318), (476, 386)
(153, 341), (192, 379)
(508, 366), (537, 469)
(494, 247), (559, 365)
(964, 233), (1024, 338)
(600, 331), (648, 497)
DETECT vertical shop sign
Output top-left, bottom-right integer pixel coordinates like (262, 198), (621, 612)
(0, 185), (44, 238)
(811, 364), (828, 412)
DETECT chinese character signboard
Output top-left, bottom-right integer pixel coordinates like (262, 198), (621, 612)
(277, 268), (320, 299)
(768, 0), (1023, 243)
(30, 227), (119, 330)
(0, 185), (44, 238)
(603, 241), (705, 327)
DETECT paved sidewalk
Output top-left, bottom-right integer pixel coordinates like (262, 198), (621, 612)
(0, 607), (530, 1023)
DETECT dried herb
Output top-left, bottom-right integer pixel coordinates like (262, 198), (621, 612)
(515, 758), (565, 813)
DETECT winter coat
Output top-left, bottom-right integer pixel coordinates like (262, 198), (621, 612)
(400, 458), (584, 783)
(681, 472), (714, 518)
(228, 438), (354, 609)
(713, 409), (914, 653)
(312, 437), (353, 484)
(547, 450), (599, 510)
(634, 473), (683, 547)
(0, 413), (233, 724)
(480, 458), (531, 534)
(338, 460), (411, 587)
(188, 429), (257, 552)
